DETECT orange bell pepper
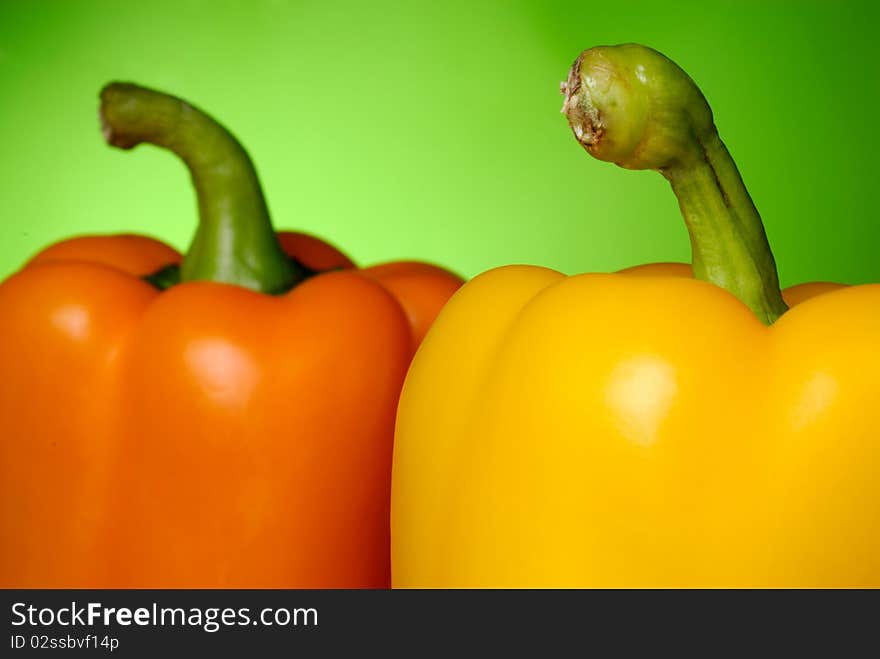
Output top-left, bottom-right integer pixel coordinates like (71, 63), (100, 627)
(0, 82), (461, 588)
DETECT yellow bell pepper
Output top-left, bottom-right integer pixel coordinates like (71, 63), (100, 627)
(391, 44), (880, 587)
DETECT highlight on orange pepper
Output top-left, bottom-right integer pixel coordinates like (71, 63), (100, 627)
(0, 82), (462, 588)
(391, 44), (878, 587)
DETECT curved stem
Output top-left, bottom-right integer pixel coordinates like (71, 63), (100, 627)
(561, 44), (788, 324)
(100, 82), (300, 294)
(663, 133), (787, 324)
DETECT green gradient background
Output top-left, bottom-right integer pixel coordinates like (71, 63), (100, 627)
(1, 0), (878, 286)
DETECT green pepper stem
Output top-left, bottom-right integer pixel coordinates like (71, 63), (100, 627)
(561, 44), (788, 324)
(99, 82), (300, 294)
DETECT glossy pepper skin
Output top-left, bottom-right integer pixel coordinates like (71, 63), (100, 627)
(391, 45), (879, 587)
(0, 83), (461, 588)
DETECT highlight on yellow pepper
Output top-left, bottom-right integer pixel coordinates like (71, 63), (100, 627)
(391, 44), (879, 587)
